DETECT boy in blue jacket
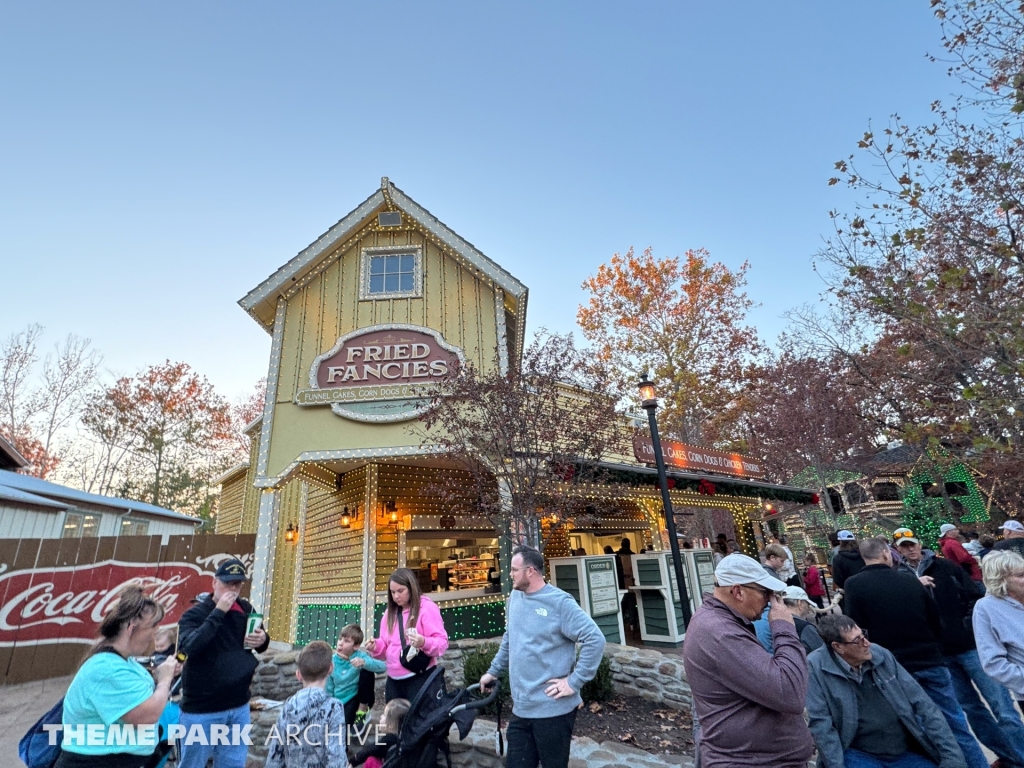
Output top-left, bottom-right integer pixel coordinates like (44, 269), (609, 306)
(327, 623), (386, 733)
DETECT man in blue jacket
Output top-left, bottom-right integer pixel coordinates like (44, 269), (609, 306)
(480, 545), (605, 768)
(807, 614), (965, 768)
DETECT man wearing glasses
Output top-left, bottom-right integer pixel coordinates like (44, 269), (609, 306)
(480, 545), (604, 768)
(808, 615), (965, 768)
(682, 553), (813, 768)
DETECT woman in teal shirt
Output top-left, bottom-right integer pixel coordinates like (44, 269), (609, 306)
(56, 585), (180, 768)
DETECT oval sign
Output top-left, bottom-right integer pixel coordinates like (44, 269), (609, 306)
(298, 324), (465, 423)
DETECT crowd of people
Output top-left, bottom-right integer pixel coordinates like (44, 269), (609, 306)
(49, 546), (605, 768)
(684, 523), (1024, 768)
(44, 518), (1024, 768)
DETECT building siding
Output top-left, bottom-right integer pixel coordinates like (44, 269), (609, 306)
(264, 228), (501, 480)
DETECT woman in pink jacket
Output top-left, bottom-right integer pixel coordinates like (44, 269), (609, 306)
(364, 567), (450, 702)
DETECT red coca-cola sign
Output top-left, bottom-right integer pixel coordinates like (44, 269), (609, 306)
(0, 559), (222, 646)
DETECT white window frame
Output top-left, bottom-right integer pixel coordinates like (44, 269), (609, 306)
(120, 517), (150, 536)
(63, 511), (100, 538)
(359, 246), (423, 301)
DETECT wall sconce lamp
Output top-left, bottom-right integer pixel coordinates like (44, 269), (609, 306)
(339, 506), (359, 529)
(285, 522), (298, 543)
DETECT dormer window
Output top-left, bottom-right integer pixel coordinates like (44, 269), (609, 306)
(360, 246), (422, 300)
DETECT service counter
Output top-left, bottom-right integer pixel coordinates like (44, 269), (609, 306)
(629, 548), (716, 646)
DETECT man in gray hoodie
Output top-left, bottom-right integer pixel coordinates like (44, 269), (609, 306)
(480, 545), (606, 768)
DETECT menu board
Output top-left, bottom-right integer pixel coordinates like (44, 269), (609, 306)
(587, 559), (620, 617)
(692, 550), (716, 595)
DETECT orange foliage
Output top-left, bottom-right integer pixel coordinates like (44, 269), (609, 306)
(578, 247), (763, 446)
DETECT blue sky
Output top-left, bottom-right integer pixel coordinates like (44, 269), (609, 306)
(0, 2), (955, 399)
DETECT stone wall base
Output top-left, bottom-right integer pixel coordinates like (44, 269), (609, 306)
(245, 639), (698, 767)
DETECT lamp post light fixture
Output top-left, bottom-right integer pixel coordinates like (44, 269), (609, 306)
(638, 373), (693, 628)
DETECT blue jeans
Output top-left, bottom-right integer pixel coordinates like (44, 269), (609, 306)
(843, 749), (937, 768)
(912, 666), (988, 768)
(947, 650), (1024, 768)
(178, 703), (251, 768)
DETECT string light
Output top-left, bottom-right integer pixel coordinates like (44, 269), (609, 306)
(295, 599), (506, 646)
(241, 178), (819, 640)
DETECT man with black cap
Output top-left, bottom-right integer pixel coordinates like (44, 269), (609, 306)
(177, 557), (270, 768)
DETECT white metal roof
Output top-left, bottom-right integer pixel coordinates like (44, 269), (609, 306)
(0, 469), (201, 524)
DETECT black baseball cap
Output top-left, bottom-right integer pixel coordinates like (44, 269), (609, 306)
(214, 558), (250, 583)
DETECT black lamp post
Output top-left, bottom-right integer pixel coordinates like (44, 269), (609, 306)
(638, 373), (693, 628)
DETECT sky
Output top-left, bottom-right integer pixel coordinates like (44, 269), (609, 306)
(0, 2), (958, 401)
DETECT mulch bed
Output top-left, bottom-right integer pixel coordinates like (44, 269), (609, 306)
(475, 696), (694, 756)
(572, 696), (694, 755)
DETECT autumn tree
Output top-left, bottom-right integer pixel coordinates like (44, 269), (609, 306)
(740, 351), (879, 535)
(81, 361), (233, 514)
(577, 247), (763, 447)
(0, 324), (100, 478)
(229, 377), (266, 462)
(418, 331), (626, 552)
(805, 0), (1024, 514)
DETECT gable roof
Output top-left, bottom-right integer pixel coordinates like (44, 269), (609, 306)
(0, 483), (69, 511)
(0, 469), (201, 524)
(239, 177), (529, 338)
(0, 433), (29, 471)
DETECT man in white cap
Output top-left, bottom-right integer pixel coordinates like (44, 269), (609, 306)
(938, 523), (982, 582)
(752, 585), (825, 655)
(782, 586), (825, 654)
(994, 519), (1024, 558)
(682, 553), (813, 767)
(830, 530), (865, 590)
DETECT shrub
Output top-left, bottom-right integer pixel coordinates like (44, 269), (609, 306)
(461, 644), (614, 711)
(581, 654), (613, 703)
(461, 643), (509, 716)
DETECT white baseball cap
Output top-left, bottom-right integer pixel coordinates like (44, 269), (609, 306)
(782, 586), (812, 604)
(939, 524), (959, 539)
(837, 530), (856, 541)
(715, 553), (787, 592)
(893, 527), (921, 546)
(999, 520), (1024, 533)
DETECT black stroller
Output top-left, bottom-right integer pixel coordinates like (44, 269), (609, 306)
(382, 666), (499, 768)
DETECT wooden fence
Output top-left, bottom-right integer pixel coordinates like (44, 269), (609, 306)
(0, 533), (256, 685)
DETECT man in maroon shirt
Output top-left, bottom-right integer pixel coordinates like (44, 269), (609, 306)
(939, 524), (983, 582)
(683, 553), (813, 768)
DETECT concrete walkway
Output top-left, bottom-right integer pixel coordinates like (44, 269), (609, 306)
(0, 675), (71, 766)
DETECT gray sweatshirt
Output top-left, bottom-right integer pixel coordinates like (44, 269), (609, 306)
(487, 583), (606, 718)
(973, 594), (1024, 699)
(265, 686), (348, 768)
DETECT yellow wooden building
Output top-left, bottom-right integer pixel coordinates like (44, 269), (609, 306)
(218, 178), (815, 646)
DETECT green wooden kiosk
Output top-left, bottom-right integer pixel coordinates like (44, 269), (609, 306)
(548, 554), (626, 644)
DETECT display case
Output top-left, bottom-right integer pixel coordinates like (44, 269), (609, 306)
(449, 558), (492, 590)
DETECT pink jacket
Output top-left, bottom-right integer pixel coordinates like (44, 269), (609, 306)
(371, 596), (449, 679)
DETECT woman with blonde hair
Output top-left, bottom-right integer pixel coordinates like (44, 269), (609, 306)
(973, 550), (1024, 703)
(364, 568), (449, 702)
(56, 585), (180, 768)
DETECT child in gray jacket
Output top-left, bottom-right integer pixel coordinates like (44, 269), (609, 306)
(267, 640), (348, 768)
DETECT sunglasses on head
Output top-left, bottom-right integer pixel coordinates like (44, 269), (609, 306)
(893, 530), (917, 540)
